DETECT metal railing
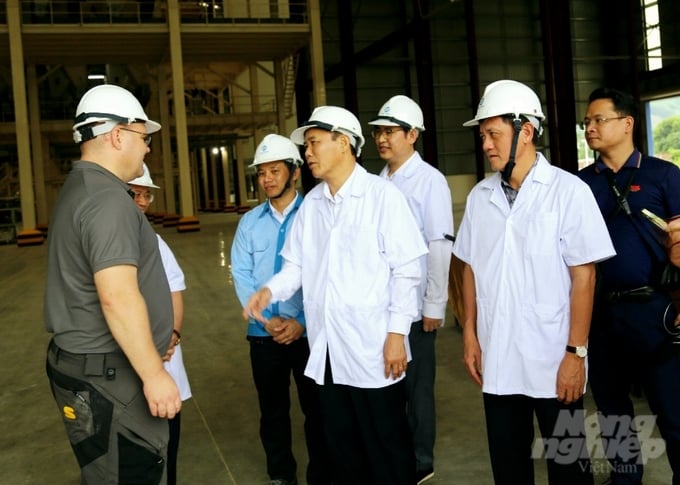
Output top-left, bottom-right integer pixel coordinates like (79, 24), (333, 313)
(14, 0), (307, 25)
(1, 93), (279, 122)
(21, 0), (160, 24)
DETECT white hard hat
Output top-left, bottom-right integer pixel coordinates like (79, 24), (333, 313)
(249, 134), (303, 168)
(73, 84), (161, 144)
(128, 163), (160, 189)
(368, 95), (425, 131)
(290, 106), (366, 157)
(463, 80), (545, 135)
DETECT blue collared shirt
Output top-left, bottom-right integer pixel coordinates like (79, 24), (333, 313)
(231, 193), (305, 337)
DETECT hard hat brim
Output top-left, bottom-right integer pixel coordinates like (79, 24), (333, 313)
(144, 119), (162, 134)
(128, 163), (160, 188)
(367, 118), (402, 127)
(248, 158), (300, 169)
(290, 120), (334, 146)
(290, 125), (311, 146)
(129, 181), (160, 189)
(291, 108), (365, 157)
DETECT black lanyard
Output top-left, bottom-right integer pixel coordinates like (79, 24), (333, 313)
(604, 168), (635, 219)
(604, 165), (667, 265)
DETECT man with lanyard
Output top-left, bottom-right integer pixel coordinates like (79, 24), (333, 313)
(368, 95), (453, 484)
(578, 87), (680, 485)
(242, 106), (427, 485)
(44, 84), (180, 484)
(453, 80), (615, 484)
(231, 134), (330, 485)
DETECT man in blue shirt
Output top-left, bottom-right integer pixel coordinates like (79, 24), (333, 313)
(231, 134), (330, 485)
(578, 87), (680, 485)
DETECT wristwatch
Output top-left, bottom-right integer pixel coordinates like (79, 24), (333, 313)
(566, 345), (588, 358)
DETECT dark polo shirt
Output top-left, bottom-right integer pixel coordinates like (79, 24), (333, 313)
(45, 161), (172, 355)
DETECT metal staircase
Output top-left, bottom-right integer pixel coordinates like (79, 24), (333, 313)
(282, 53), (298, 118)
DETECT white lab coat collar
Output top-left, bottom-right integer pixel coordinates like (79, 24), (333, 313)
(479, 153), (552, 210)
(316, 163), (369, 202)
(379, 151), (423, 180)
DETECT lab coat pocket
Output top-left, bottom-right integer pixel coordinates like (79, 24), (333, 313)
(345, 305), (384, 353)
(526, 212), (558, 256)
(337, 224), (389, 304)
(520, 303), (566, 361)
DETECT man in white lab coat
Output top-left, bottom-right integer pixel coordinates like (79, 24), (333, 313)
(453, 80), (615, 485)
(243, 106), (427, 485)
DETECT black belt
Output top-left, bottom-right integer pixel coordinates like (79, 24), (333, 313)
(247, 335), (274, 344)
(605, 285), (656, 303)
(48, 339), (131, 378)
(247, 335), (308, 344)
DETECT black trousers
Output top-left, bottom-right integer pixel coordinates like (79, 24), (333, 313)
(249, 336), (330, 484)
(589, 293), (680, 485)
(483, 393), (594, 485)
(167, 413), (181, 485)
(318, 355), (416, 485)
(404, 320), (437, 472)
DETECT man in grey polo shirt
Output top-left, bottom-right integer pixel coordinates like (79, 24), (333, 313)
(44, 84), (180, 485)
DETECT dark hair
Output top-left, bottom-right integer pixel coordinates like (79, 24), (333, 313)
(330, 131), (359, 157)
(500, 114), (540, 144)
(588, 87), (638, 122)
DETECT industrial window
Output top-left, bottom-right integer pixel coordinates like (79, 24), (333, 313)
(642, 0), (662, 71)
(647, 96), (680, 167)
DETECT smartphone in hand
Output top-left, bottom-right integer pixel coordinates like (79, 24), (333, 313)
(641, 208), (669, 232)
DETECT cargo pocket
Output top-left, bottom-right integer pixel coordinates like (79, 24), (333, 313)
(118, 431), (164, 485)
(46, 362), (113, 468)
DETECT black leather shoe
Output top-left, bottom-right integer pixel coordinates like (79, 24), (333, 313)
(416, 468), (434, 484)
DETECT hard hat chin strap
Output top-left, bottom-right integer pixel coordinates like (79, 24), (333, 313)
(271, 163), (297, 200)
(501, 117), (524, 183)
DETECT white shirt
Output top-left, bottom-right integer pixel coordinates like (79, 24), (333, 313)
(453, 154), (615, 398)
(157, 234), (192, 401)
(266, 164), (428, 388)
(380, 151), (454, 321)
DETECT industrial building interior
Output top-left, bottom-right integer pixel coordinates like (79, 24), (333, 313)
(1, 0), (679, 483)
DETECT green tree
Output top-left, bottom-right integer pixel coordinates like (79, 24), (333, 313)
(653, 116), (680, 167)
(653, 116), (680, 153)
(668, 148), (680, 166)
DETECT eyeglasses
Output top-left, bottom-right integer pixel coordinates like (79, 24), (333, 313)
(371, 126), (406, 139)
(131, 190), (154, 203)
(119, 127), (153, 146)
(579, 116), (628, 130)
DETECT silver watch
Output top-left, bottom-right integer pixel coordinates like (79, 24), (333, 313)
(566, 345), (588, 358)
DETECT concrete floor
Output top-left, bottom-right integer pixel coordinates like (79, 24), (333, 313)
(0, 212), (673, 484)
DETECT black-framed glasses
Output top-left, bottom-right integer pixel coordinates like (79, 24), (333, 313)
(131, 190), (154, 203)
(579, 116), (628, 130)
(371, 126), (407, 139)
(119, 127), (152, 146)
